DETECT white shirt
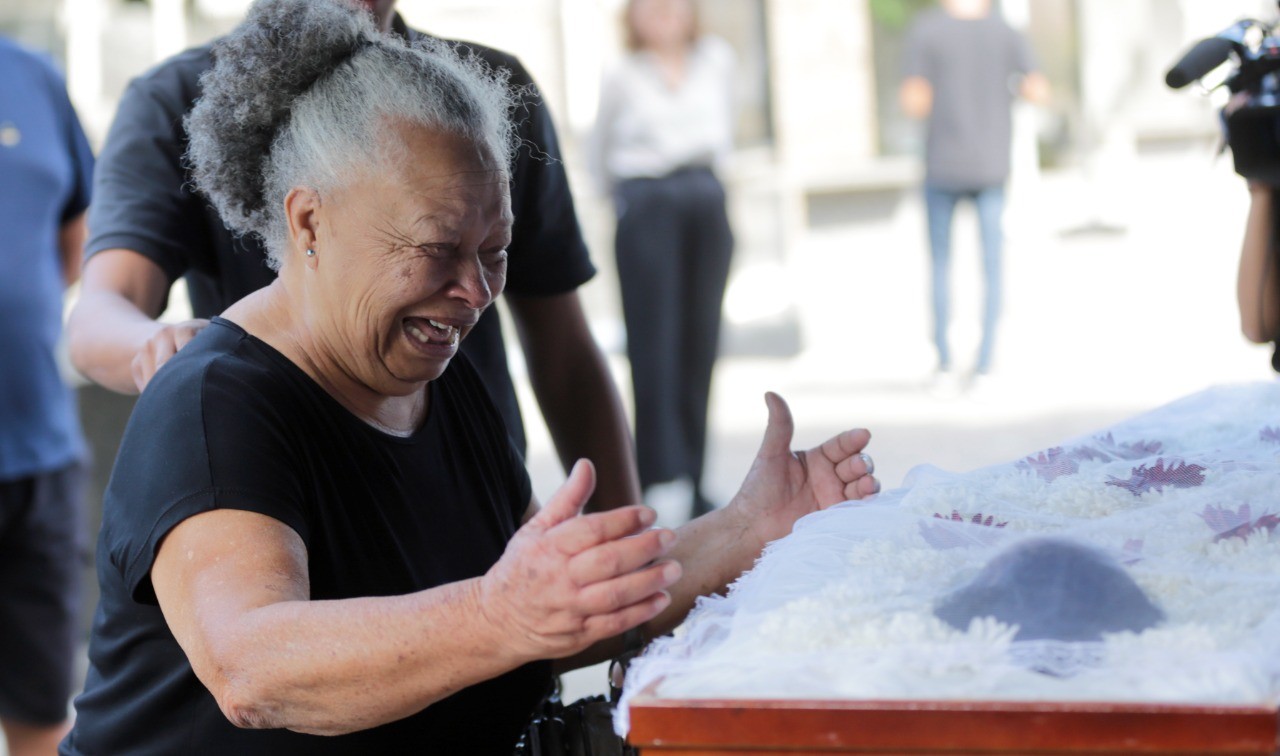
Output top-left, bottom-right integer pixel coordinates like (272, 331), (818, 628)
(590, 35), (736, 190)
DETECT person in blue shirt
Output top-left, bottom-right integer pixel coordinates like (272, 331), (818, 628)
(0, 34), (95, 756)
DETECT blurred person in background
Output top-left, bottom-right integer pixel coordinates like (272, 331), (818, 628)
(1236, 180), (1280, 372)
(899, 0), (1048, 396)
(64, 0), (640, 513)
(0, 33), (94, 756)
(589, 0), (736, 524)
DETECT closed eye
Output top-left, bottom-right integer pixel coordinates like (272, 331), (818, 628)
(411, 244), (453, 263)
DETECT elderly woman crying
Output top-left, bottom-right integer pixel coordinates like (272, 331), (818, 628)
(61, 1), (880, 754)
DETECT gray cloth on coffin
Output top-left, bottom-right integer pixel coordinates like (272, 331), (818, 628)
(934, 537), (1165, 642)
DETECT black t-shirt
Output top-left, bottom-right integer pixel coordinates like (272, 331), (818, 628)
(85, 15), (596, 452)
(63, 318), (549, 755)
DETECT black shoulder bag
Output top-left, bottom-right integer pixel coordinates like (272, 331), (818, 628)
(513, 631), (642, 756)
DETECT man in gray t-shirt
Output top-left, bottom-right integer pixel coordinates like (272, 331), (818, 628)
(900, 0), (1047, 391)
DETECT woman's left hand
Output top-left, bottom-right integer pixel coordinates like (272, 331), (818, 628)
(727, 392), (877, 551)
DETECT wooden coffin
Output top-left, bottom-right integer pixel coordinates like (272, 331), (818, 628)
(627, 694), (1280, 755)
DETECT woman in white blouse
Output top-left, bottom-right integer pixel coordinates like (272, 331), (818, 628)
(590, 0), (736, 523)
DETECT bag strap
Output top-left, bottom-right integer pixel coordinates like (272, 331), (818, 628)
(608, 626), (645, 703)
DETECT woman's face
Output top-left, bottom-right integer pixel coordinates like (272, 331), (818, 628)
(630, 0), (695, 51)
(305, 123), (511, 395)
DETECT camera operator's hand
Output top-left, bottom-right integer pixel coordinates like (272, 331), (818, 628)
(1226, 91), (1252, 116)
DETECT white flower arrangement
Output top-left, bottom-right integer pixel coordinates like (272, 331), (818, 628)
(618, 383), (1280, 732)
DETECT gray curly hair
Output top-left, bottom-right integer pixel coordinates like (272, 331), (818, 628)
(186, 0), (519, 270)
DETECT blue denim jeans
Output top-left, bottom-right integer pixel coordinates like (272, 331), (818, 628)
(924, 184), (1005, 374)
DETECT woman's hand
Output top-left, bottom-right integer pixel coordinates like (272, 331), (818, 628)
(478, 460), (679, 662)
(727, 392), (877, 552)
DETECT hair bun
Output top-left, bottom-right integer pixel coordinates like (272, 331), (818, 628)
(186, 0), (377, 237)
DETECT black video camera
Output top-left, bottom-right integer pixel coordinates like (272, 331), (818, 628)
(1166, 9), (1280, 185)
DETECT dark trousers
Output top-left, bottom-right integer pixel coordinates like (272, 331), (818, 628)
(614, 167), (734, 502)
(0, 462), (86, 725)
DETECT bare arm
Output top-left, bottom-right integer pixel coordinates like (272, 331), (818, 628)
(1238, 183), (1280, 344)
(153, 509), (513, 735)
(899, 76), (933, 120)
(508, 291), (641, 512)
(152, 463), (674, 736)
(641, 393), (875, 644)
(556, 393), (879, 671)
(66, 248), (209, 393)
(58, 212), (87, 288)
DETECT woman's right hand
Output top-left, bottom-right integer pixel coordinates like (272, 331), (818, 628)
(478, 460), (679, 661)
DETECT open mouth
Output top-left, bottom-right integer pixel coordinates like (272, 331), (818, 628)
(405, 318), (460, 347)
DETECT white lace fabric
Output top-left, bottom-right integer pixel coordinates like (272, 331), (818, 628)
(617, 383), (1280, 734)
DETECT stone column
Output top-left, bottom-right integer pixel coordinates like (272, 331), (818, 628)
(765, 0), (876, 179)
(63, 0), (107, 141)
(1003, 0), (1042, 235)
(151, 0), (188, 63)
(764, 0), (877, 241)
(1071, 0), (1145, 232)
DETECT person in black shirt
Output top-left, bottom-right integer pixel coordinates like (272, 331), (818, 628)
(65, 0), (640, 513)
(1237, 181), (1280, 372)
(61, 2), (880, 753)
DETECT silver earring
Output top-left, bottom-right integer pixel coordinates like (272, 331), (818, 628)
(305, 248), (316, 257)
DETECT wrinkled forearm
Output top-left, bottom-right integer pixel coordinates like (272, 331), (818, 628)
(199, 579), (521, 736)
(640, 502), (761, 639)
